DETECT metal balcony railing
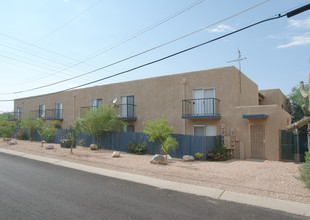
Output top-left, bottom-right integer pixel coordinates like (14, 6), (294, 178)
(80, 104), (137, 120)
(118, 104), (136, 120)
(182, 98), (220, 119)
(30, 109), (63, 120)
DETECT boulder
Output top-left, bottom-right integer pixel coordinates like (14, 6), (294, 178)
(112, 151), (121, 158)
(163, 154), (173, 163)
(45, 144), (54, 150)
(150, 154), (167, 165)
(8, 140), (17, 145)
(90, 144), (97, 150)
(183, 155), (195, 162)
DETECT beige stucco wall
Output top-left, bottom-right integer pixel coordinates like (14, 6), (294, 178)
(14, 66), (290, 161)
(259, 89), (291, 113)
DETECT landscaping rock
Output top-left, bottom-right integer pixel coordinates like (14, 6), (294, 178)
(3, 138), (11, 142)
(112, 151), (121, 158)
(45, 144), (54, 150)
(90, 144), (97, 150)
(150, 154), (167, 165)
(163, 154), (173, 163)
(183, 155), (195, 162)
(8, 140), (17, 145)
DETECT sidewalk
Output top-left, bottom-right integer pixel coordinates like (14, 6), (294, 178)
(0, 140), (310, 217)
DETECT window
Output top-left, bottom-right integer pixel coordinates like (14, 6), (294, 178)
(124, 125), (134, 132)
(194, 125), (217, 136)
(92, 99), (102, 111)
(38, 104), (45, 118)
(54, 103), (63, 119)
(121, 96), (134, 118)
(17, 107), (22, 120)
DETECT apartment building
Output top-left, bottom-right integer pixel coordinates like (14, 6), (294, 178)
(14, 66), (291, 160)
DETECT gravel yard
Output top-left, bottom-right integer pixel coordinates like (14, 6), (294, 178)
(1, 139), (310, 204)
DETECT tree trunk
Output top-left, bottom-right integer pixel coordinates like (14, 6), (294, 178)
(308, 123), (310, 152)
(156, 138), (159, 154)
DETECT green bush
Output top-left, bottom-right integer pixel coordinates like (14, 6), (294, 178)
(127, 140), (147, 155)
(299, 152), (310, 189)
(207, 145), (232, 161)
(14, 128), (28, 140)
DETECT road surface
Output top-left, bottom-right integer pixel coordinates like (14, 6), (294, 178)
(0, 153), (306, 219)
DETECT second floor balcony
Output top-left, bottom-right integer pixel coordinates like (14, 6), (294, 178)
(30, 109), (63, 120)
(80, 104), (137, 121)
(182, 98), (221, 119)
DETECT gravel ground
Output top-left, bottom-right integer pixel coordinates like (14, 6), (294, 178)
(1, 139), (310, 204)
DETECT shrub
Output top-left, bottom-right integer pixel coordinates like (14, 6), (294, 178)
(14, 129), (28, 140)
(127, 140), (147, 155)
(299, 152), (310, 189)
(207, 145), (232, 161)
(195, 152), (204, 160)
(79, 139), (86, 147)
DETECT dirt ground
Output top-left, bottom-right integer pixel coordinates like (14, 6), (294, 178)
(1, 139), (310, 204)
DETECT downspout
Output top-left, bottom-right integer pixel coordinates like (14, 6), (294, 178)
(182, 79), (187, 134)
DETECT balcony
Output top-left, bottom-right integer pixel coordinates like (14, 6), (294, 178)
(182, 98), (221, 119)
(80, 104), (137, 121)
(30, 109), (63, 120)
(117, 104), (137, 121)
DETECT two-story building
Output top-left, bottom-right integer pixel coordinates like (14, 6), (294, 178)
(13, 66), (291, 161)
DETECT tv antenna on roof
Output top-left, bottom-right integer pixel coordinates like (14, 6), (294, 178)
(227, 49), (247, 105)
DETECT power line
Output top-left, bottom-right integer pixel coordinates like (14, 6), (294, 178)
(0, 0), (206, 89)
(2, 3), (310, 102)
(0, 0), (269, 95)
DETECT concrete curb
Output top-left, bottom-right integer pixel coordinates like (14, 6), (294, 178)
(1, 148), (309, 217)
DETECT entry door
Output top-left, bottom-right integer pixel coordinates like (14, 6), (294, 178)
(193, 89), (215, 115)
(204, 89), (215, 115)
(250, 125), (265, 158)
(193, 89), (203, 115)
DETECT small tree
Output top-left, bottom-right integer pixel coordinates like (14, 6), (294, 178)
(0, 112), (14, 122)
(143, 116), (173, 154)
(79, 105), (126, 148)
(20, 113), (40, 141)
(0, 121), (15, 140)
(67, 121), (82, 154)
(161, 135), (178, 163)
(37, 119), (57, 143)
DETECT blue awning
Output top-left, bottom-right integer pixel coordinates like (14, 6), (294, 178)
(242, 114), (268, 119)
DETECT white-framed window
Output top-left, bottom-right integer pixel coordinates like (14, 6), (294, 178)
(54, 102), (63, 119)
(38, 104), (45, 118)
(17, 107), (22, 120)
(121, 96), (134, 118)
(92, 99), (102, 111)
(193, 125), (217, 136)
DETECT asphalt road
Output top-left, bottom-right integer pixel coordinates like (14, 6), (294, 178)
(0, 152), (307, 220)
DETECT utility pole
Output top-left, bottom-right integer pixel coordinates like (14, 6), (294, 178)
(227, 49), (246, 105)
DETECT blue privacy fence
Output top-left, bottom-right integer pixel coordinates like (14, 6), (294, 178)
(15, 128), (221, 160)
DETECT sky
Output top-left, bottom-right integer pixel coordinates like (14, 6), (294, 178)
(0, 0), (310, 112)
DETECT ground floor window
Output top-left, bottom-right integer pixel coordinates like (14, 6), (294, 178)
(124, 125), (134, 132)
(194, 125), (216, 136)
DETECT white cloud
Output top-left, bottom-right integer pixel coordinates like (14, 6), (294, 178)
(288, 17), (310, 29)
(208, 24), (234, 33)
(277, 33), (310, 48)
